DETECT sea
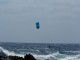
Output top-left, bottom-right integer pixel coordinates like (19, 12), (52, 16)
(0, 42), (80, 60)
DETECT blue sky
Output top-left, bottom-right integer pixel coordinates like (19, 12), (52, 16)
(0, 0), (80, 43)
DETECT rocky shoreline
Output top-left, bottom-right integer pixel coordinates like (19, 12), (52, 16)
(0, 54), (36, 60)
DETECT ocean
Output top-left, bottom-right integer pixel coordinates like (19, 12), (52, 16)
(0, 42), (80, 60)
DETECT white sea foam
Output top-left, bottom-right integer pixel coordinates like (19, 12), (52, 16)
(1, 46), (80, 60)
(33, 52), (61, 60)
(0, 46), (24, 57)
(33, 52), (80, 60)
(59, 55), (80, 60)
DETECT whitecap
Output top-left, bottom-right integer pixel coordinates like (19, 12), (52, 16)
(0, 46), (24, 57)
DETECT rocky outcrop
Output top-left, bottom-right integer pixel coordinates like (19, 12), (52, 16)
(0, 54), (36, 60)
(24, 54), (36, 60)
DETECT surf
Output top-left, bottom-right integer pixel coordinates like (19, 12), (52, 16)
(1, 43), (80, 60)
(0, 46), (24, 57)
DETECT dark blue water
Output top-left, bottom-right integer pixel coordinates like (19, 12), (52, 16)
(0, 42), (80, 60)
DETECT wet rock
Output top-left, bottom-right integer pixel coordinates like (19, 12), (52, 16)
(8, 56), (23, 60)
(0, 54), (36, 60)
(24, 54), (36, 60)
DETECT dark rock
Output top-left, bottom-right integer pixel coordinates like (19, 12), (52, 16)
(8, 56), (23, 60)
(24, 54), (36, 60)
(0, 54), (36, 60)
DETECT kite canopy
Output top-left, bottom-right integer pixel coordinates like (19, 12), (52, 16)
(36, 21), (40, 29)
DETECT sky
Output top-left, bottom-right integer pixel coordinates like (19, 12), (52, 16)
(0, 0), (80, 43)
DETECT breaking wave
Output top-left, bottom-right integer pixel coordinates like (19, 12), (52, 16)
(0, 46), (24, 57)
(0, 46), (80, 60)
(33, 53), (80, 60)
